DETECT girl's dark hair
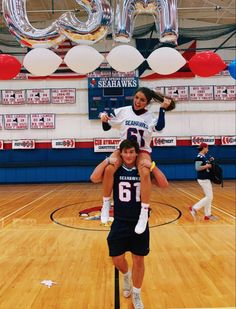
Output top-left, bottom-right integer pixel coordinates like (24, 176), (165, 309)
(119, 139), (139, 154)
(134, 87), (176, 111)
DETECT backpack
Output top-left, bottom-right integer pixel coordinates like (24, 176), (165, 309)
(210, 161), (223, 186)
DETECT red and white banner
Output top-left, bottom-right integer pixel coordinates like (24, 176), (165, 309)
(191, 136), (215, 146)
(4, 114), (28, 130)
(214, 85), (236, 101)
(12, 140), (35, 149)
(51, 88), (76, 104)
(94, 138), (120, 152)
(189, 86), (214, 101)
(221, 136), (236, 145)
(165, 86), (189, 101)
(0, 115), (2, 130)
(26, 89), (50, 104)
(52, 139), (75, 148)
(152, 136), (177, 147)
(2, 90), (25, 105)
(0, 140), (3, 150)
(30, 114), (55, 129)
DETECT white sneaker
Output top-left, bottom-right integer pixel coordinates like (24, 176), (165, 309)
(100, 203), (110, 224)
(135, 210), (148, 234)
(132, 291), (144, 309)
(123, 271), (132, 298)
(204, 215), (219, 221)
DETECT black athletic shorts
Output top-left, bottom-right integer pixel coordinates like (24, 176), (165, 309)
(107, 219), (150, 257)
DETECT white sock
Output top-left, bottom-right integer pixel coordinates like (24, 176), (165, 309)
(124, 270), (131, 278)
(141, 203), (149, 211)
(133, 287), (141, 294)
(140, 203), (149, 216)
(103, 197), (110, 205)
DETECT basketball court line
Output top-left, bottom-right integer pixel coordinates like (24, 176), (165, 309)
(177, 188), (235, 219)
(174, 307), (235, 309)
(0, 190), (54, 220)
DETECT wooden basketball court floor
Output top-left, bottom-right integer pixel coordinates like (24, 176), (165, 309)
(0, 180), (235, 309)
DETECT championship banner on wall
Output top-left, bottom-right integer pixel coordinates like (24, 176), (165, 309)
(191, 136), (215, 145)
(30, 114), (55, 129)
(221, 136), (236, 145)
(189, 86), (214, 101)
(0, 140), (3, 150)
(165, 86), (189, 101)
(152, 136), (177, 147)
(12, 140), (35, 149)
(4, 114), (28, 130)
(51, 88), (76, 104)
(26, 89), (50, 104)
(1, 90), (25, 105)
(151, 86), (165, 94)
(52, 139), (75, 148)
(94, 138), (120, 152)
(214, 85), (236, 101)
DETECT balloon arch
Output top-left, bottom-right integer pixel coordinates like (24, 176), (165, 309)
(0, 0), (235, 79)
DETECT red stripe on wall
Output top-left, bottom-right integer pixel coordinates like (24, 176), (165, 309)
(1, 139), (223, 150)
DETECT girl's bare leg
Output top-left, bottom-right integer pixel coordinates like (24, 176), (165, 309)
(135, 152), (152, 234)
(101, 150), (122, 223)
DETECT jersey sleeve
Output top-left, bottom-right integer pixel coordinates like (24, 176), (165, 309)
(108, 107), (124, 129)
(153, 108), (165, 131)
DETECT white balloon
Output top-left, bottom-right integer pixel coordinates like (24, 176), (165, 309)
(106, 45), (144, 72)
(147, 47), (186, 75)
(64, 45), (104, 74)
(23, 48), (62, 76)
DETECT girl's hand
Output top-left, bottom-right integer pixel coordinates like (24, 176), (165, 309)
(140, 159), (152, 169)
(99, 112), (111, 122)
(160, 97), (172, 109)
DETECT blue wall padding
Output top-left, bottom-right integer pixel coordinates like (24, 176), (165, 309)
(0, 146), (235, 183)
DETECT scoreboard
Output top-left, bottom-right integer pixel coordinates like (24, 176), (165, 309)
(88, 76), (139, 119)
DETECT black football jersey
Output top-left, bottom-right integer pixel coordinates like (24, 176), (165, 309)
(113, 164), (141, 221)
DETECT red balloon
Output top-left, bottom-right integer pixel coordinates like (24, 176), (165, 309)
(189, 51), (226, 77)
(0, 54), (22, 80)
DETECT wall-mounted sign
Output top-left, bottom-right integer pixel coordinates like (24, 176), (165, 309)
(51, 88), (76, 104)
(12, 140), (35, 149)
(214, 85), (236, 101)
(152, 136), (177, 146)
(189, 86), (214, 101)
(94, 138), (120, 152)
(4, 114), (28, 130)
(52, 139), (75, 148)
(191, 136), (215, 145)
(165, 86), (189, 101)
(2, 90), (25, 105)
(30, 114), (55, 129)
(26, 89), (50, 104)
(221, 136), (236, 145)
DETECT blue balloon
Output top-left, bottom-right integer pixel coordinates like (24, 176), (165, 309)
(228, 59), (236, 80)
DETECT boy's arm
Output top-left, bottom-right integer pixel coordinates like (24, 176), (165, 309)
(151, 164), (169, 188)
(90, 157), (117, 183)
(90, 158), (109, 183)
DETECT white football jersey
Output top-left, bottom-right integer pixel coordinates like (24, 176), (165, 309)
(108, 106), (158, 153)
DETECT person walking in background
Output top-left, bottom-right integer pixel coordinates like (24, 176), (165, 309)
(91, 139), (168, 309)
(189, 142), (219, 221)
(99, 87), (175, 234)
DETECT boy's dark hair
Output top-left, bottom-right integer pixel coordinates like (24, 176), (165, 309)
(119, 139), (139, 153)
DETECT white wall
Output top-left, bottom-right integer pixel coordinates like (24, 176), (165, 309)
(0, 18), (235, 141)
(0, 74), (235, 141)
